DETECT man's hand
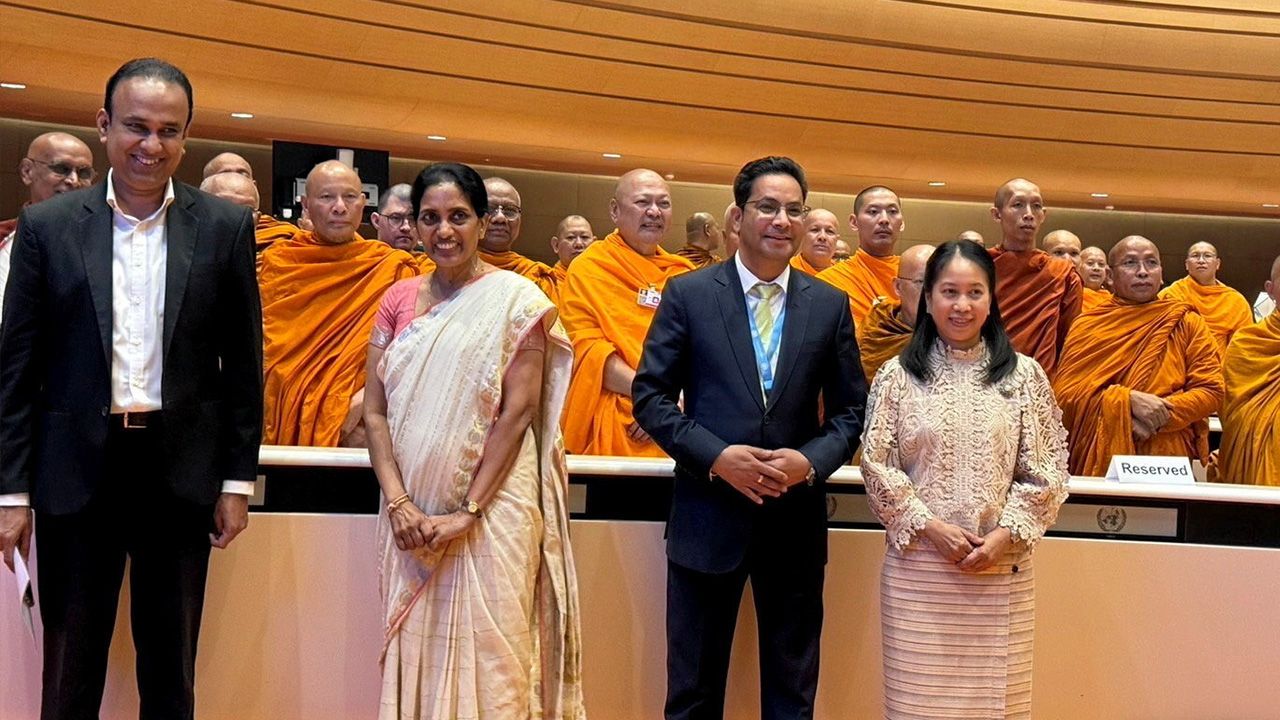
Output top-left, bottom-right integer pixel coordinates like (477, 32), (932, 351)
(210, 493), (249, 549)
(764, 448), (813, 487)
(0, 507), (32, 573)
(711, 445), (788, 505)
(1130, 390), (1171, 438)
(957, 526), (1014, 572)
(626, 420), (651, 444)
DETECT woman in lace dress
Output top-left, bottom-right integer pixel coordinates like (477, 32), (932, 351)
(861, 240), (1070, 719)
(363, 163), (585, 719)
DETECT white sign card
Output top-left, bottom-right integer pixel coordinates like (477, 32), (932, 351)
(1104, 455), (1196, 484)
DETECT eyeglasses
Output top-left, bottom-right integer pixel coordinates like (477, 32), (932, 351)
(896, 277), (924, 287)
(27, 157), (96, 182)
(1188, 252), (1218, 261)
(487, 204), (522, 220)
(1115, 259), (1161, 272)
(380, 213), (414, 227)
(745, 199), (809, 220)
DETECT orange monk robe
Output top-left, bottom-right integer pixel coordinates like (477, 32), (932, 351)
(255, 215), (298, 253)
(1217, 312), (1280, 486)
(1159, 276), (1254, 356)
(480, 250), (557, 300)
(989, 247), (1082, 377)
(560, 230), (695, 456)
(259, 231), (421, 446)
(415, 253), (436, 275)
(546, 261), (569, 306)
(675, 245), (719, 269)
(816, 250), (899, 326)
(790, 254), (822, 276)
(857, 297), (914, 381)
(1052, 297), (1223, 476)
(1082, 287), (1112, 312)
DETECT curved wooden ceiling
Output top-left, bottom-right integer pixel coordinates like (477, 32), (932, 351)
(1, 0), (1278, 215)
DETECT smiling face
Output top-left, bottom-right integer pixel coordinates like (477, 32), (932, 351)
(1109, 236), (1164, 303)
(610, 170), (672, 254)
(96, 77), (189, 206)
(417, 181), (487, 269)
(926, 255), (991, 349)
(735, 172), (804, 275)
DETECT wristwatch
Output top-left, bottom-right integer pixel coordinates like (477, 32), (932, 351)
(804, 466), (817, 486)
(461, 499), (483, 518)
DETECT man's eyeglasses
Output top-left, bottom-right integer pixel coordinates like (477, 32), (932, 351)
(27, 157), (96, 182)
(744, 199), (809, 220)
(896, 277), (925, 287)
(380, 213), (414, 227)
(487, 204), (522, 220)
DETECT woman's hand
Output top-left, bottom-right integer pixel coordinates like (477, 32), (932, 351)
(389, 501), (435, 551)
(957, 526), (1014, 572)
(426, 512), (478, 552)
(922, 519), (985, 563)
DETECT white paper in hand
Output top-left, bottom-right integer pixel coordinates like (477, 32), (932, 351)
(14, 550), (36, 643)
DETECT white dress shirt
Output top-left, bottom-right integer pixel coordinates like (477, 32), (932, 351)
(0, 172), (252, 507)
(734, 254), (790, 394)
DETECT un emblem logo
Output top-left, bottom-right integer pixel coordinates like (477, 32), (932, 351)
(1096, 506), (1127, 533)
(826, 495), (838, 520)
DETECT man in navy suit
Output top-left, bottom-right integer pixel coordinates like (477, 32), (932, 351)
(634, 156), (867, 720)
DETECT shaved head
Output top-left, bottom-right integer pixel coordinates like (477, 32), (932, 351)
(895, 244), (935, 326)
(551, 214), (595, 266)
(991, 178), (1045, 250)
(800, 208), (840, 270)
(1080, 245), (1108, 290)
(302, 160), (365, 245)
(1185, 240), (1221, 286)
(20, 132), (95, 204)
(957, 230), (985, 246)
(685, 211), (722, 251)
(833, 238), (852, 262)
(609, 169), (671, 254)
(200, 171), (259, 209)
(481, 177), (521, 252)
(202, 152), (253, 179)
(1267, 255), (1280, 306)
(1109, 235), (1163, 303)
(1043, 229), (1083, 272)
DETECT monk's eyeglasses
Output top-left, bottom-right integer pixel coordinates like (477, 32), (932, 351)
(1188, 252), (1218, 261)
(896, 277), (925, 287)
(487, 204), (522, 220)
(26, 157), (96, 182)
(744, 199), (810, 220)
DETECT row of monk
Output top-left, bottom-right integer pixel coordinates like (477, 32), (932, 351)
(4, 134), (1277, 487)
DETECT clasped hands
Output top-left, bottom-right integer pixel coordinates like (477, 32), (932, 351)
(923, 519), (1013, 573)
(388, 500), (476, 553)
(1130, 390), (1174, 442)
(711, 445), (812, 505)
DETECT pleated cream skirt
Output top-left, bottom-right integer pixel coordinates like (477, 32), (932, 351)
(880, 542), (1035, 720)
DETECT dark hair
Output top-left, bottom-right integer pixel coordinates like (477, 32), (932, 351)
(104, 58), (194, 128)
(853, 185), (898, 215)
(899, 239), (1017, 385)
(410, 163), (488, 219)
(732, 156), (808, 208)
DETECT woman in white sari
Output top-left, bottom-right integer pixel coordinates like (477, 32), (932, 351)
(364, 162), (585, 719)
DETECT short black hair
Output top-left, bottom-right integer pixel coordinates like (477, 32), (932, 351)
(104, 58), (194, 128)
(732, 156), (807, 208)
(853, 185), (898, 215)
(899, 239), (1017, 385)
(410, 162), (488, 219)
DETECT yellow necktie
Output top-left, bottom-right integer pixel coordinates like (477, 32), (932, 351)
(748, 282), (782, 352)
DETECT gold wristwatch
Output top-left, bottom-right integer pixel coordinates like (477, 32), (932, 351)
(461, 500), (483, 518)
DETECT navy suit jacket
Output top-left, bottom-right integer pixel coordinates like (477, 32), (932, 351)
(633, 257), (867, 573)
(0, 181), (263, 514)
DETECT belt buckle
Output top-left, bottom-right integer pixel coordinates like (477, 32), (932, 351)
(122, 411), (147, 429)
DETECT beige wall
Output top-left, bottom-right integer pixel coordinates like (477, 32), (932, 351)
(2, 118), (1274, 296)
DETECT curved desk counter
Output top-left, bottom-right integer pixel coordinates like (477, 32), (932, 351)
(2, 448), (1277, 719)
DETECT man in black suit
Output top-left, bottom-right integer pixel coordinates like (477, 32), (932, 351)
(0, 58), (262, 720)
(634, 156), (867, 720)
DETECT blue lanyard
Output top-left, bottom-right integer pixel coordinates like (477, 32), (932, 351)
(746, 295), (786, 396)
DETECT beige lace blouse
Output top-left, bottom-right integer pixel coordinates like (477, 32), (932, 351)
(861, 342), (1070, 551)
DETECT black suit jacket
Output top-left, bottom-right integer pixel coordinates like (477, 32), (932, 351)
(0, 181), (263, 514)
(633, 258), (867, 573)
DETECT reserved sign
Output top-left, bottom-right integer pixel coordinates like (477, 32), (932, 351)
(1104, 455), (1196, 484)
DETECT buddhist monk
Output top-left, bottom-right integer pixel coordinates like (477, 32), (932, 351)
(258, 160), (420, 447)
(1218, 254), (1280, 485)
(201, 151), (254, 179)
(957, 230), (985, 246)
(1053, 236), (1223, 476)
(476, 176), (556, 298)
(832, 238), (852, 263)
(1079, 245), (1112, 311)
(547, 214), (595, 304)
(676, 211), (723, 268)
(987, 178), (1082, 376)
(1159, 241), (1253, 356)
(370, 183), (418, 252)
(791, 208), (838, 274)
(856, 244), (934, 380)
(2, 133), (95, 315)
(199, 170), (260, 224)
(722, 201), (740, 258)
(1042, 229), (1083, 272)
(560, 168), (695, 456)
(816, 185), (904, 324)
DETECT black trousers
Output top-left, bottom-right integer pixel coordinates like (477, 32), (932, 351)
(665, 548), (825, 720)
(35, 423), (214, 720)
